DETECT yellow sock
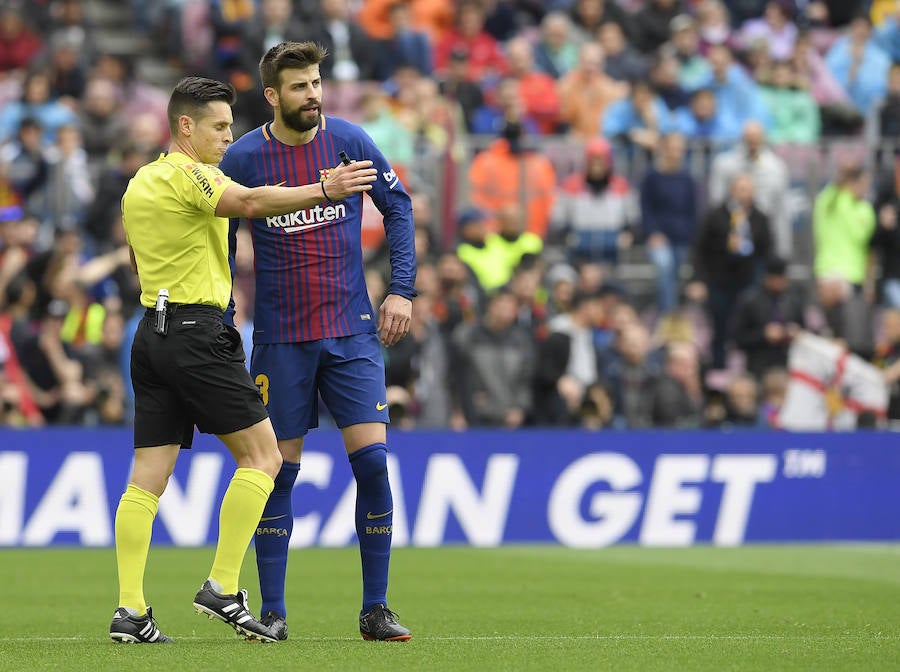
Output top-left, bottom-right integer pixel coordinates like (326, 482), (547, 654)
(209, 468), (274, 595)
(115, 484), (159, 615)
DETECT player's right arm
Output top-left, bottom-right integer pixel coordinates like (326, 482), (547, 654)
(215, 160), (377, 219)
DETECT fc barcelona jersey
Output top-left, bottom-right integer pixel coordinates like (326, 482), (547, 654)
(220, 115), (416, 343)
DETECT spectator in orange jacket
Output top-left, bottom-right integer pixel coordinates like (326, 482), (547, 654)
(558, 41), (628, 138)
(356, 0), (454, 43)
(468, 120), (558, 239)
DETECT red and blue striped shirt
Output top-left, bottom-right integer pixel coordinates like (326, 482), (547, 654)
(221, 115), (416, 343)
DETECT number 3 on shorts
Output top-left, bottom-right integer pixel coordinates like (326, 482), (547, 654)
(255, 373), (270, 406)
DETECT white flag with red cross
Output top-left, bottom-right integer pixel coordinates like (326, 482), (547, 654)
(778, 332), (888, 431)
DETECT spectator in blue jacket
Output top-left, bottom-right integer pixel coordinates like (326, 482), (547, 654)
(700, 43), (771, 130)
(603, 80), (675, 153)
(470, 77), (540, 136)
(826, 14), (890, 115)
(374, 1), (433, 80)
(640, 132), (698, 313)
(0, 69), (77, 144)
(675, 87), (742, 144)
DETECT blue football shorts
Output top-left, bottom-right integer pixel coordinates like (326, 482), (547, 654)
(250, 332), (390, 439)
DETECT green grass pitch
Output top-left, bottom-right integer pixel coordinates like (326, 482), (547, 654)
(0, 545), (898, 671)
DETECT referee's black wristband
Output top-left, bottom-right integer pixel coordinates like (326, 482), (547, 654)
(321, 181), (330, 201)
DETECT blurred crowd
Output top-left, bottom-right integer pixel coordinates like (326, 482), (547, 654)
(1, 0), (900, 430)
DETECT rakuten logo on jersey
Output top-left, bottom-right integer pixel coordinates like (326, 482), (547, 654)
(265, 203), (347, 233)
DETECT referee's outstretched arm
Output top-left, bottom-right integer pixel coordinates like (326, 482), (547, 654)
(215, 160), (376, 219)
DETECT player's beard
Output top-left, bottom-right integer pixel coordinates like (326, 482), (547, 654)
(281, 101), (321, 133)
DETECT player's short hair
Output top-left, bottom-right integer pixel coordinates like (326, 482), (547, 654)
(166, 76), (236, 136)
(259, 41), (328, 90)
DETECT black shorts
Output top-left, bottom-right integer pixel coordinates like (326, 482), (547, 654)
(131, 304), (268, 449)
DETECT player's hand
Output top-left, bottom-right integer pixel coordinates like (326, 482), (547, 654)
(324, 160), (377, 200)
(378, 294), (412, 347)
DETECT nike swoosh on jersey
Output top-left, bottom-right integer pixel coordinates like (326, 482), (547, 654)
(366, 510), (393, 520)
(260, 514), (287, 522)
(283, 221), (332, 234)
(376, 402), (388, 410)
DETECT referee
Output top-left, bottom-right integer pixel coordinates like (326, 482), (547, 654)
(108, 76), (376, 644)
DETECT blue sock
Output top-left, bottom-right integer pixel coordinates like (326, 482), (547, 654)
(350, 443), (393, 612)
(255, 460), (299, 618)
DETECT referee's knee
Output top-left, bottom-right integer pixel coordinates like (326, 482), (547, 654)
(221, 419), (282, 478)
(258, 445), (283, 479)
(233, 445), (281, 479)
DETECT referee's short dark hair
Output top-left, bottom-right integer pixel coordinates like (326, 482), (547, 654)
(167, 76), (236, 136)
(259, 41), (328, 90)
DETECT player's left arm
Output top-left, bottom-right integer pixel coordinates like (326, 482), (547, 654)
(357, 134), (417, 347)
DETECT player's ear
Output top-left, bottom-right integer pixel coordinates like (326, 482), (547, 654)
(263, 87), (278, 109)
(179, 114), (193, 137)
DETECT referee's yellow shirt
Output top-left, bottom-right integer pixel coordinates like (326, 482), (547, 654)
(122, 152), (233, 310)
